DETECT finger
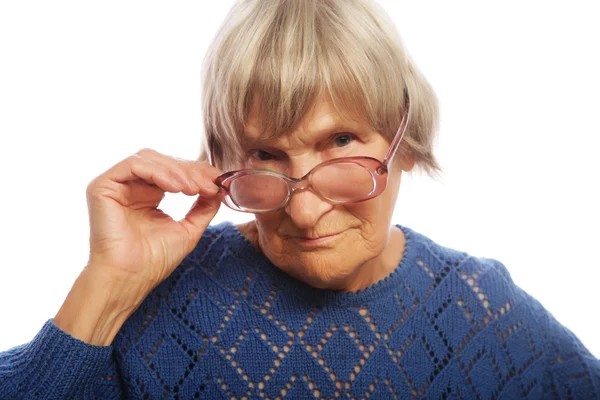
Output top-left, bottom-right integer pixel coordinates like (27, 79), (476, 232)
(134, 149), (199, 195)
(100, 155), (188, 195)
(179, 194), (221, 245)
(156, 153), (223, 194)
(139, 149), (219, 196)
(187, 157), (224, 181)
(187, 161), (223, 191)
(119, 179), (166, 209)
(141, 150), (221, 196)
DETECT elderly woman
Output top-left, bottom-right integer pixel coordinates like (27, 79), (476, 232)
(1, 0), (599, 399)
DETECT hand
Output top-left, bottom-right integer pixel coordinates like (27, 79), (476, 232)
(84, 148), (223, 294)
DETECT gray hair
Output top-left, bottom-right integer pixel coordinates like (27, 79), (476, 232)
(199, 0), (443, 180)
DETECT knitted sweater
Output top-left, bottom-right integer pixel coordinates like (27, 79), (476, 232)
(1, 222), (599, 399)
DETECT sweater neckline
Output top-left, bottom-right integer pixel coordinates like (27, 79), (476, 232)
(222, 221), (418, 307)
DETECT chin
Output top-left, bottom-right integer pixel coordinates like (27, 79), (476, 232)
(279, 240), (364, 290)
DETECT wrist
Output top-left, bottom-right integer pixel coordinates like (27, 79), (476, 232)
(54, 265), (150, 346)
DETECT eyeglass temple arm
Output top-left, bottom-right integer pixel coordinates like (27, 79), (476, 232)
(382, 88), (410, 167)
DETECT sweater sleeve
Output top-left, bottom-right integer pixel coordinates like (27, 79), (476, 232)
(0, 319), (124, 399)
(484, 257), (600, 398)
(526, 295), (600, 398)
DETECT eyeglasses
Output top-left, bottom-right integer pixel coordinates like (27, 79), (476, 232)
(209, 89), (410, 214)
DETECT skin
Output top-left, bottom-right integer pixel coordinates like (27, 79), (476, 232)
(236, 92), (416, 292)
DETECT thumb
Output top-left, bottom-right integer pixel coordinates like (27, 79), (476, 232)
(179, 195), (221, 244)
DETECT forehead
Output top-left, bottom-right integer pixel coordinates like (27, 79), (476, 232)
(243, 91), (362, 142)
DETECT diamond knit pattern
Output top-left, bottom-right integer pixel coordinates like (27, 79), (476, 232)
(1, 222), (599, 399)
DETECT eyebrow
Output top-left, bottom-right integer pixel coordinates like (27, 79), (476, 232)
(241, 121), (364, 148)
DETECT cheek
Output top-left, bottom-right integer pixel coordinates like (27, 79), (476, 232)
(255, 213), (281, 232)
(254, 213), (285, 251)
(343, 182), (399, 243)
(345, 190), (395, 224)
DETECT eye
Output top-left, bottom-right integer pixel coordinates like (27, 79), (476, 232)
(332, 133), (355, 147)
(250, 149), (275, 161)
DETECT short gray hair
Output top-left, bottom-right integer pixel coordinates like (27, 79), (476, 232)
(199, 0), (443, 180)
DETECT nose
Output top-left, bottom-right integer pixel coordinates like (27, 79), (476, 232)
(286, 157), (318, 181)
(284, 188), (333, 229)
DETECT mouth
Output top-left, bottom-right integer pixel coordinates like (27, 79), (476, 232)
(291, 231), (345, 247)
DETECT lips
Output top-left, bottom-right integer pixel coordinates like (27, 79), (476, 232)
(289, 231), (346, 248)
(294, 233), (340, 240)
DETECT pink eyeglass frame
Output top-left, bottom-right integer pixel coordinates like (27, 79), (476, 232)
(208, 89), (410, 214)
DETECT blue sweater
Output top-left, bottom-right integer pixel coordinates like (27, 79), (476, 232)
(1, 222), (599, 399)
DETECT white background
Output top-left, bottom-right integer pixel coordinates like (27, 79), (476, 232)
(0, 1), (598, 358)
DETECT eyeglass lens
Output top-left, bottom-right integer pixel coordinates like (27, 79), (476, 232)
(228, 162), (375, 211)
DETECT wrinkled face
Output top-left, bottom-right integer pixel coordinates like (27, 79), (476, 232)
(240, 92), (414, 291)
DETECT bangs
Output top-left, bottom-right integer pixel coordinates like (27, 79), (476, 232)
(247, 37), (374, 144)
(201, 0), (441, 180)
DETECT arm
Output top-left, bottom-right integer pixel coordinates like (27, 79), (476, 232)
(0, 320), (122, 400)
(0, 149), (222, 398)
(475, 257), (599, 398)
(53, 263), (151, 347)
(0, 265), (147, 399)
(530, 296), (600, 398)
(0, 320), (122, 399)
